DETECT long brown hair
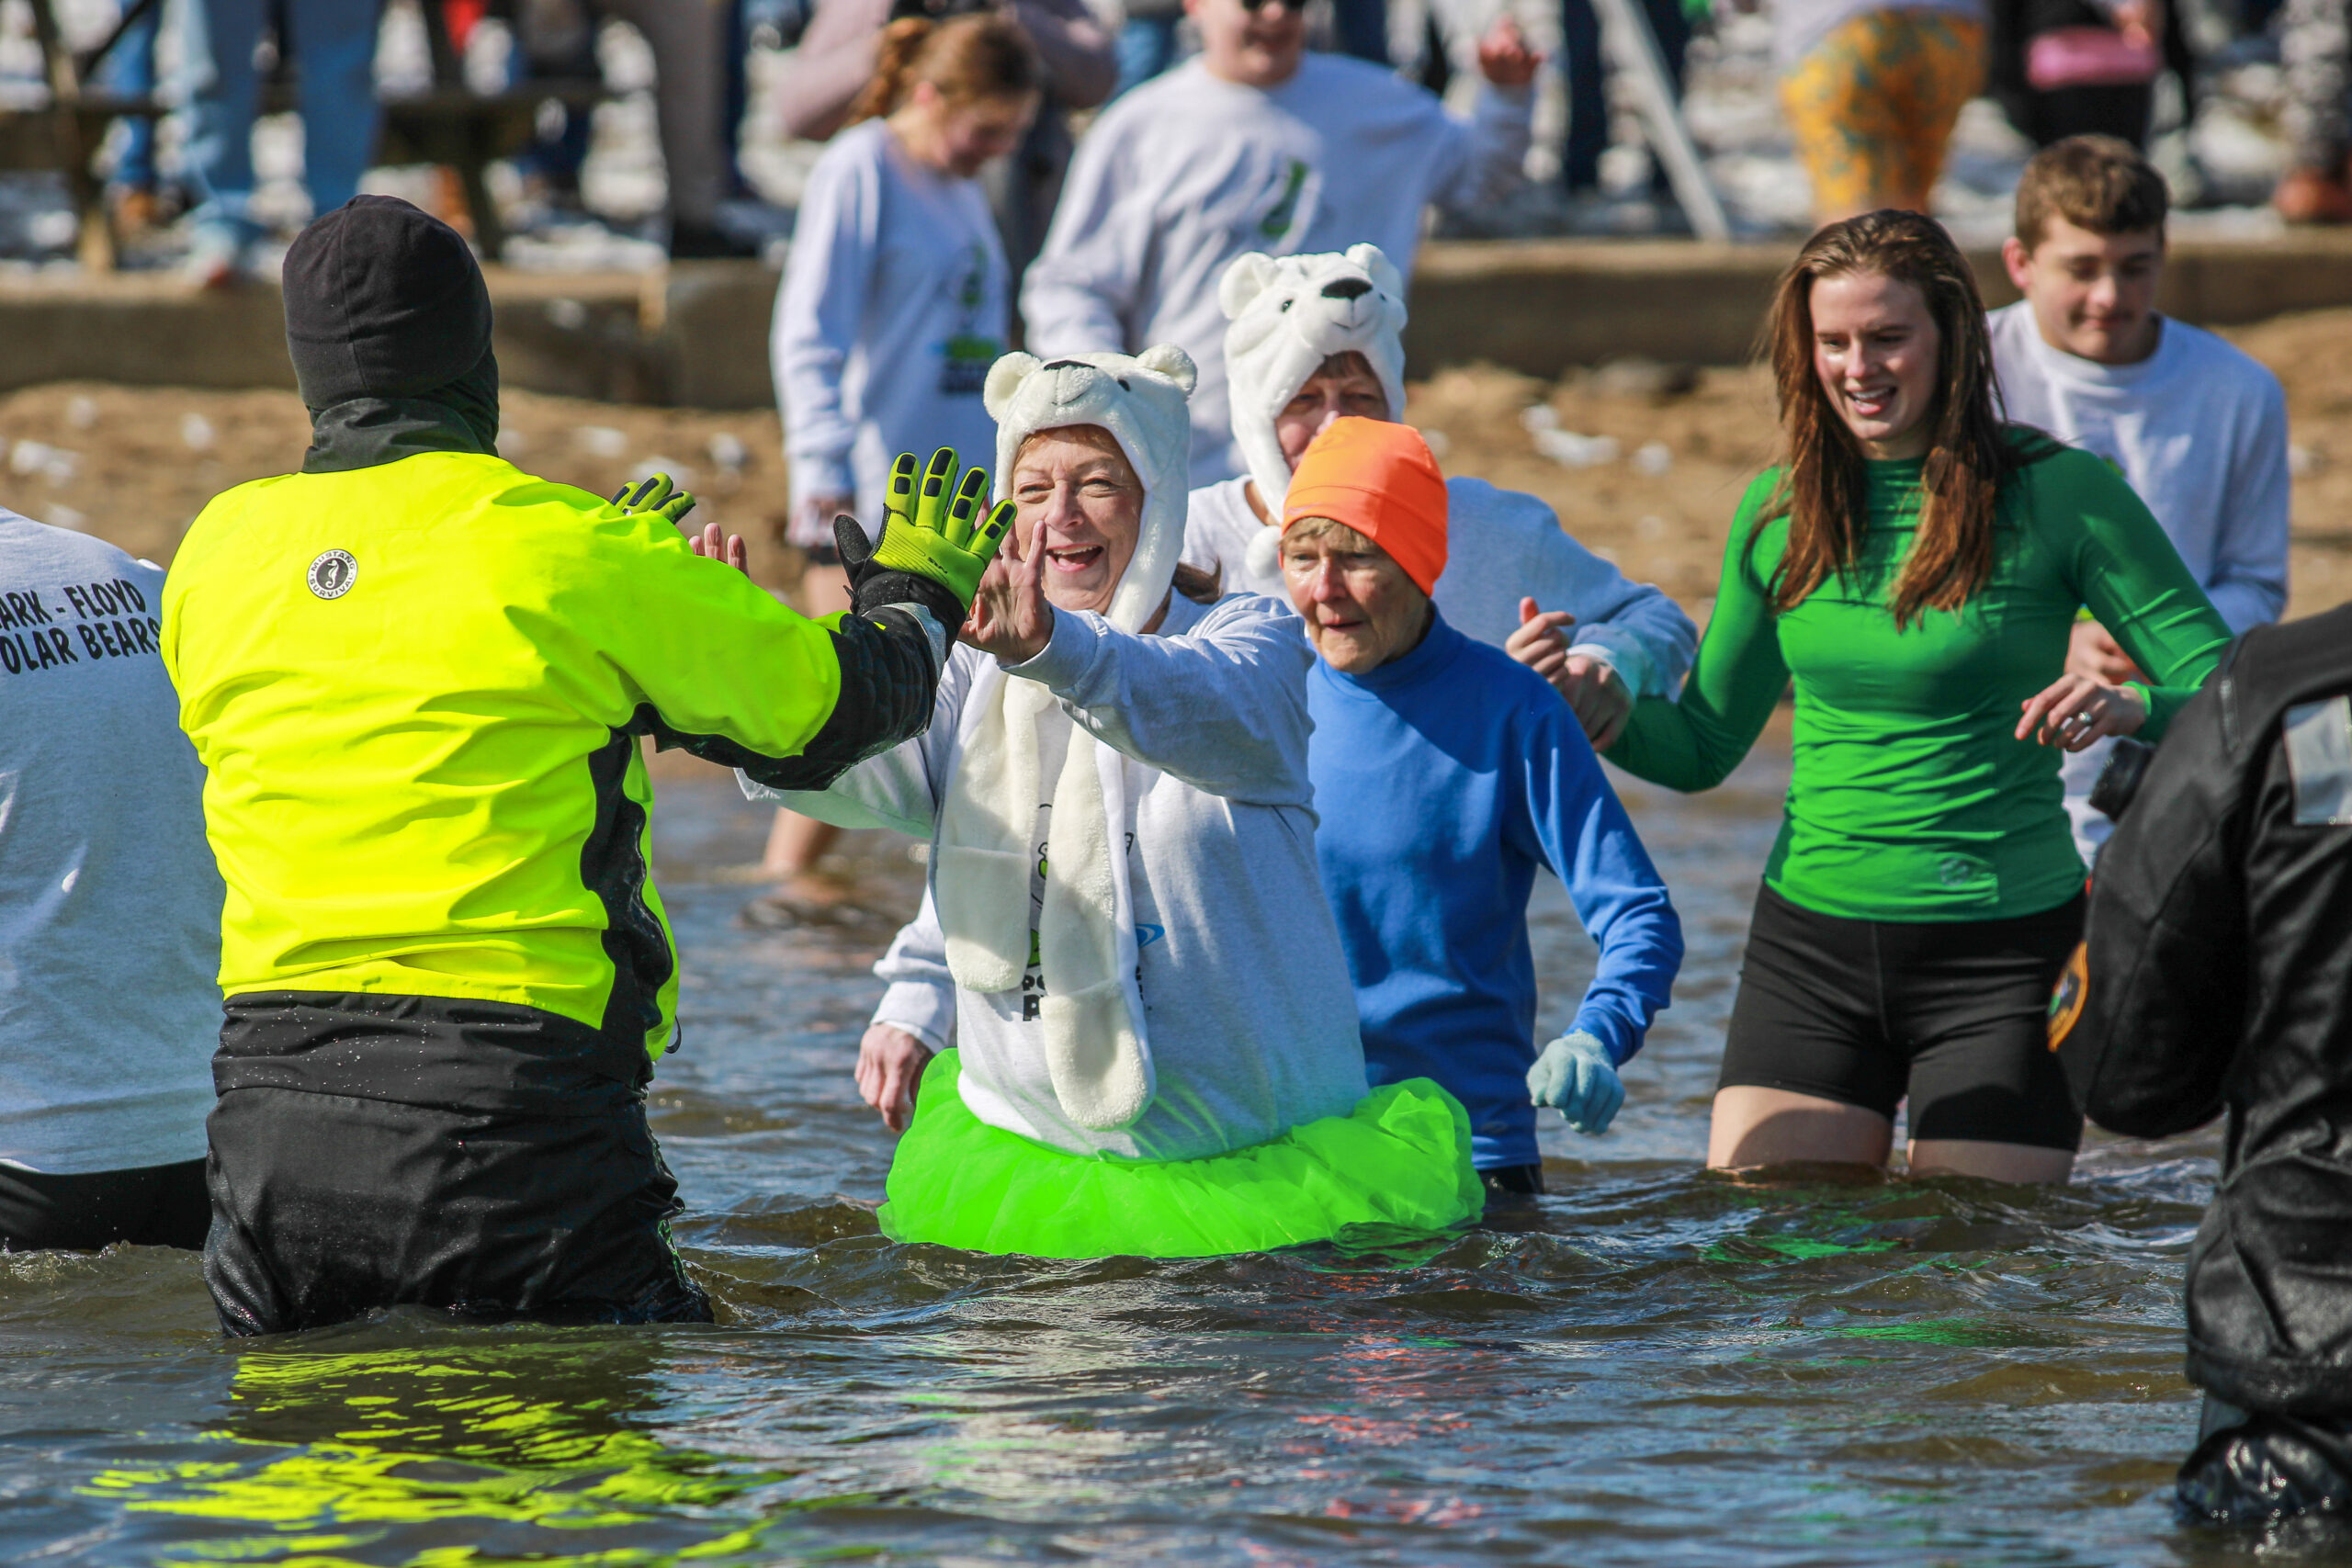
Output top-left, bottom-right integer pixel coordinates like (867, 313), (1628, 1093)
(1758, 210), (2014, 629)
(849, 14), (1040, 125)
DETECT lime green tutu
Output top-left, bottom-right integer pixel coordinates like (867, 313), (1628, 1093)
(878, 1051), (1485, 1258)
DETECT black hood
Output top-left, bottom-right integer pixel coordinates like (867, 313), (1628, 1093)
(282, 196), (501, 473)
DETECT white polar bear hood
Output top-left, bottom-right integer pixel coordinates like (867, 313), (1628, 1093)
(1219, 243), (1410, 521)
(984, 345), (1198, 636)
(934, 345), (1195, 1132)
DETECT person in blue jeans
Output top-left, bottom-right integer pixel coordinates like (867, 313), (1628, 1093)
(1277, 418), (1683, 1198)
(1560, 0), (1691, 200)
(180, 0), (385, 285)
(95, 0), (165, 224)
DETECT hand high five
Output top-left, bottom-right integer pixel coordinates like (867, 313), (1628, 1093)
(962, 512), (1055, 665)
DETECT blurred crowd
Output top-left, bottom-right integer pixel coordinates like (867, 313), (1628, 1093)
(2, 0), (2346, 286)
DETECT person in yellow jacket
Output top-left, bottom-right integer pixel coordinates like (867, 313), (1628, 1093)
(163, 196), (1006, 1336)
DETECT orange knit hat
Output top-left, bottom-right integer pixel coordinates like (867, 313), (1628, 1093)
(1280, 417), (1449, 595)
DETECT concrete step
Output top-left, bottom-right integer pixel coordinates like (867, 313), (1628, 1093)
(5, 231), (2346, 409)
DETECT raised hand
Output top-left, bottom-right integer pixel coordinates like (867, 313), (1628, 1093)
(688, 520), (750, 575)
(962, 512), (1053, 664)
(612, 471), (698, 530)
(834, 448), (1013, 631)
(1477, 16), (1543, 89)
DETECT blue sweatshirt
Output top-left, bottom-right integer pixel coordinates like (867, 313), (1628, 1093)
(1308, 612), (1683, 1168)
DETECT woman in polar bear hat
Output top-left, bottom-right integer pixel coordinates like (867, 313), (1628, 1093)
(1189, 243), (1697, 750)
(751, 345), (1482, 1258)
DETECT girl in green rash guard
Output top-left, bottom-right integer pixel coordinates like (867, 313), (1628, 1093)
(1606, 209), (2233, 1185)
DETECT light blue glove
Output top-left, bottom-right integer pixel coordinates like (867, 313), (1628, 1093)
(1526, 1030), (1625, 1134)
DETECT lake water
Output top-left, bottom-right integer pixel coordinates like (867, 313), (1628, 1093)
(0, 749), (2278, 1566)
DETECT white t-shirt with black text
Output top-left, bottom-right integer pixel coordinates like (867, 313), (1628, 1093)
(0, 510), (221, 1173)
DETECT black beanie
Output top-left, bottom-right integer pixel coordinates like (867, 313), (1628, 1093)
(283, 196), (494, 411)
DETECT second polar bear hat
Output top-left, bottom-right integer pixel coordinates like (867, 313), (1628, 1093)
(1219, 243), (1410, 514)
(982, 344), (1198, 635)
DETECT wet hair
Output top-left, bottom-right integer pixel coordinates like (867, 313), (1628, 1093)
(849, 13), (1040, 124)
(2014, 135), (2169, 253)
(1758, 209), (2013, 630)
(1010, 424), (1220, 605)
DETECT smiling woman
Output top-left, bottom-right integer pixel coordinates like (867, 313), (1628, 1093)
(751, 347), (1482, 1258)
(1602, 209), (2235, 1189)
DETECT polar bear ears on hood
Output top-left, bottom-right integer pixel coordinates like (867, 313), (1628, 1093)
(1218, 244), (1412, 513)
(982, 344), (1198, 635)
(1217, 242), (1405, 321)
(982, 345), (1198, 422)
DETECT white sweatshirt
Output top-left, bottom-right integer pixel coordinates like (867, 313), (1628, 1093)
(0, 512), (221, 1173)
(1988, 303), (2293, 857)
(774, 118), (1011, 535)
(1022, 54), (1532, 488)
(752, 589), (1370, 1162)
(1182, 474), (1695, 698)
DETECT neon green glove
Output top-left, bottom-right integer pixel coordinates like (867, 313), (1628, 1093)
(612, 472), (697, 530)
(833, 447), (1012, 628)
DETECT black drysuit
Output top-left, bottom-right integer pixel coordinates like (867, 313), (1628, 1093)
(2057, 601), (2352, 1523)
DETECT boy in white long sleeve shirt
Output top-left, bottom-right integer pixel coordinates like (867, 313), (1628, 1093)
(1989, 137), (2291, 863)
(1022, 0), (1539, 486)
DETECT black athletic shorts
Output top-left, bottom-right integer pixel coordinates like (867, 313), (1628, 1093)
(0, 1157), (209, 1252)
(1717, 886), (2085, 1151)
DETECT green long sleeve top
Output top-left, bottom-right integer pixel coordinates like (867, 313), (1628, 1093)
(1607, 434), (2233, 922)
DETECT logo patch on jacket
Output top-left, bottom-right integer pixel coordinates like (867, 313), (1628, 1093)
(307, 549), (356, 600)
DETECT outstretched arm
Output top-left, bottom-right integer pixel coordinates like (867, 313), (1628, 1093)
(1603, 489), (1788, 792)
(1430, 17), (1537, 215)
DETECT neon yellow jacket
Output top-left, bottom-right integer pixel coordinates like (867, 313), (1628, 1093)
(164, 451), (937, 1066)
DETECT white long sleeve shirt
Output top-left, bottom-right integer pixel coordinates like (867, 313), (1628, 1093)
(1182, 474), (1696, 698)
(1988, 302), (2293, 858)
(752, 590), (1369, 1162)
(1022, 54), (1532, 487)
(774, 118), (1011, 533)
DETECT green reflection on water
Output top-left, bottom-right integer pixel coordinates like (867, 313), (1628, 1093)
(1833, 1320), (2041, 1348)
(77, 1334), (848, 1567)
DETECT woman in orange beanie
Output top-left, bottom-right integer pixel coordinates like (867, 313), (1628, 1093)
(1280, 418), (1685, 1198)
